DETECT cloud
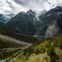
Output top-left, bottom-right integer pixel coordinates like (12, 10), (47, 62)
(0, 0), (62, 14)
(14, 0), (62, 11)
(0, 0), (25, 14)
(14, 0), (48, 11)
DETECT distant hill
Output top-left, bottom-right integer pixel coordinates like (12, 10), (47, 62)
(0, 27), (37, 43)
(0, 14), (14, 23)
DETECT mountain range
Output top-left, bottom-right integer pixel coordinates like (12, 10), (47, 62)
(0, 6), (62, 38)
(0, 14), (14, 23)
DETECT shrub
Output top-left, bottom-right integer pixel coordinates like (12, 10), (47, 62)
(47, 44), (55, 56)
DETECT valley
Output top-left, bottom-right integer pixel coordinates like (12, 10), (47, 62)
(0, 4), (62, 62)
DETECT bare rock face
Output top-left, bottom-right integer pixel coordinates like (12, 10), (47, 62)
(45, 21), (60, 37)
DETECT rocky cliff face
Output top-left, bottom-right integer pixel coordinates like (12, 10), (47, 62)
(35, 6), (62, 37)
(7, 10), (37, 35)
(45, 21), (60, 37)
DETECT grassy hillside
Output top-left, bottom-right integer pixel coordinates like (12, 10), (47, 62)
(0, 27), (37, 43)
(0, 49), (21, 60)
(0, 37), (25, 60)
(8, 35), (62, 62)
(0, 27), (36, 60)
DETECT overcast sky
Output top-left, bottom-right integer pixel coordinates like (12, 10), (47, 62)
(0, 0), (62, 14)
